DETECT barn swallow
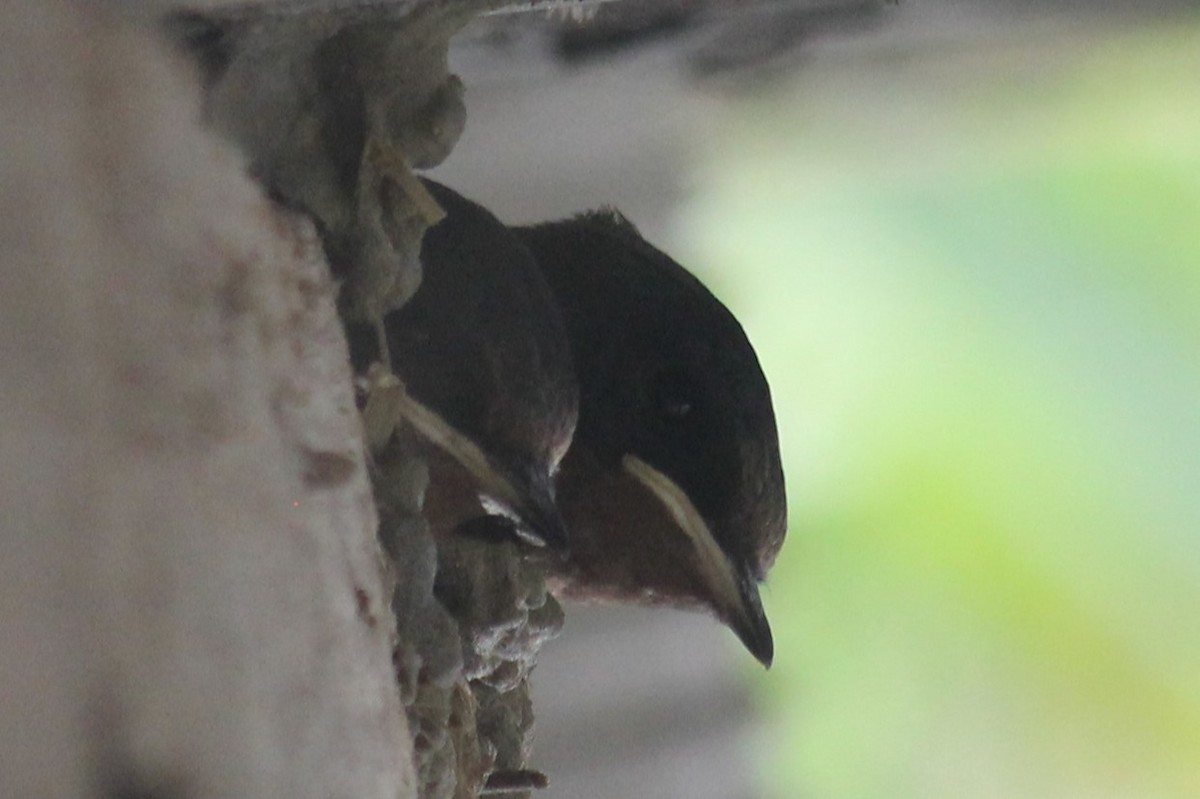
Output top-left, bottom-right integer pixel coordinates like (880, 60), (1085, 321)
(347, 179), (578, 550)
(515, 211), (787, 667)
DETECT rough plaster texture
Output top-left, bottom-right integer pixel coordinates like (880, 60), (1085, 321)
(2, 1), (575, 797)
(0, 3), (412, 797)
(180, 2), (572, 795)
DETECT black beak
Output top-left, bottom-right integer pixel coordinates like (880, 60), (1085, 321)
(730, 565), (774, 668)
(512, 476), (571, 551)
(387, 387), (570, 550)
(478, 467), (570, 551)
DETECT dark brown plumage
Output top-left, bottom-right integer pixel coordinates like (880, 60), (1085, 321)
(347, 180), (578, 549)
(347, 180), (785, 665)
(516, 210), (786, 667)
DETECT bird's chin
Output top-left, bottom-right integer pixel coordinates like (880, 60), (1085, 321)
(551, 447), (775, 664)
(544, 573), (708, 613)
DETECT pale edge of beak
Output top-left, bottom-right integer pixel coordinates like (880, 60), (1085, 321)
(622, 454), (775, 668)
(379, 381), (556, 549)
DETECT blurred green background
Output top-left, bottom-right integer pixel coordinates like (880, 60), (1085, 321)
(677, 19), (1200, 799)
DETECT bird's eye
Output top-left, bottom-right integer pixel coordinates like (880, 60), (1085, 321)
(650, 369), (696, 422)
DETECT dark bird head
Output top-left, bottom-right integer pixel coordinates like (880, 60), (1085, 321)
(515, 211), (787, 667)
(348, 180), (578, 549)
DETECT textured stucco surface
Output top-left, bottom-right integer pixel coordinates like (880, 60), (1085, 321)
(0, 3), (414, 796)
